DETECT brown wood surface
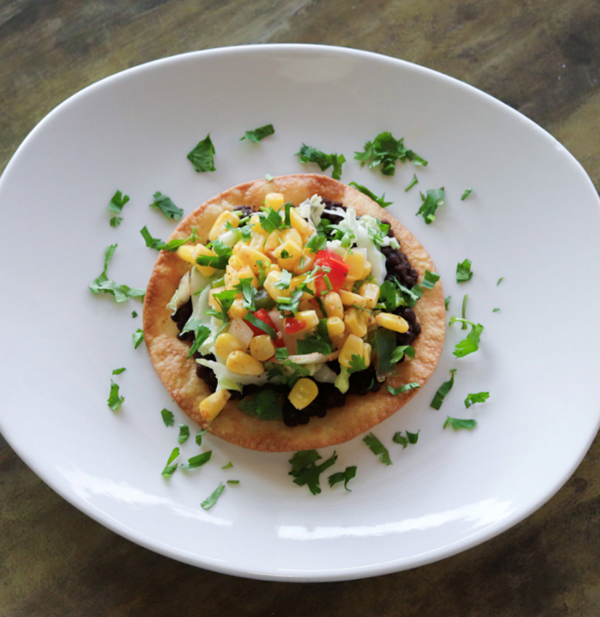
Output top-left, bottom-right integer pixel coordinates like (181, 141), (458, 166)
(2, 1), (600, 615)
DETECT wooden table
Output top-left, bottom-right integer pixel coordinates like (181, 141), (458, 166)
(2, 1), (600, 615)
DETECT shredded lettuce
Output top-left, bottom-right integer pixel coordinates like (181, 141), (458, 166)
(335, 366), (351, 393)
(297, 194), (324, 228)
(196, 358), (269, 387)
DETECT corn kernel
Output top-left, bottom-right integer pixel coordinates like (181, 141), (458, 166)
(290, 275), (315, 300)
(274, 239), (302, 270)
(228, 297), (248, 320)
(250, 335), (276, 362)
(215, 332), (245, 360)
(249, 214), (263, 234)
(264, 270), (290, 301)
(331, 331), (349, 350)
(266, 263), (281, 274)
(362, 260), (372, 278)
(339, 334), (365, 368)
(324, 292), (344, 319)
(288, 378), (319, 410)
(208, 210), (239, 241)
(265, 192), (285, 211)
(176, 243), (216, 277)
(263, 230), (284, 258)
(344, 307), (368, 337)
(289, 208), (313, 240)
(249, 231), (268, 252)
(327, 316), (345, 337)
(228, 254), (244, 270)
(226, 351), (264, 376)
(359, 283), (381, 309)
(339, 289), (366, 308)
(199, 390), (231, 423)
(282, 227), (303, 246)
(238, 245), (271, 275)
(375, 312), (409, 333)
(344, 250), (367, 279)
(298, 299), (313, 312)
(208, 286), (226, 309)
(341, 277), (358, 291)
(363, 343), (372, 368)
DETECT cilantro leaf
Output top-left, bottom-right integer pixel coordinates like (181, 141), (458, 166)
(497, 277), (503, 285)
(461, 294), (469, 329)
(132, 311), (138, 318)
(204, 289), (237, 325)
(276, 289), (303, 316)
(274, 347), (289, 361)
(328, 466), (357, 491)
(196, 239), (232, 270)
(265, 173), (275, 181)
(430, 369), (457, 410)
(461, 189), (473, 200)
(354, 131), (427, 176)
(201, 483), (225, 509)
(241, 123), (275, 143)
(161, 408), (175, 427)
(112, 368), (126, 375)
(416, 188), (445, 224)
(296, 331), (331, 355)
(390, 345), (415, 364)
(236, 388), (284, 421)
(178, 424), (190, 444)
(187, 134), (216, 172)
(393, 430), (420, 448)
(89, 245), (146, 303)
(405, 174), (418, 191)
(132, 328), (144, 349)
(195, 429), (207, 446)
(295, 144), (345, 180)
(445, 296), (451, 311)
(108, 190), (130, 214)
(288, 450), (338, 495)
(456, 259), (473, 283)
(275, 269), (292, 290)
(107, 379), (124, 411)
(235, 278), (256, 311)
(305, 233), (328, 254)
(161, 447), (180, 477)
(141, 226), (198, 252)
(348, 354), (367, 374)
(222, 461), (233, 469)
(181, 451), (212, 470)
(444, 417), (477, 430)
(493, 307), (500, 312)
(227, 480), (240, 485)
(180, 321), (211, 358)
(149, 192), (183, 220)
(244, 313), (277, 339)
(421, 270), (440, 289)
(363, 433), (392, 465)
(449, 318), (484, 357)
(348, 182), (392, 208)
(464, 392), (490, 408)
(110, 216), (123, 228)
(387, 382), (420, 395)
(259, 207), (285, 234)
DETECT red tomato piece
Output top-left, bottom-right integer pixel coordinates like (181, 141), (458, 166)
(248, 308), (286, 347)
(284, 317), (306, 335)
(314, 250), (349, 293)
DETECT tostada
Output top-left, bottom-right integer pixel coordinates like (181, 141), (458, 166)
(143, 174), (445, 452)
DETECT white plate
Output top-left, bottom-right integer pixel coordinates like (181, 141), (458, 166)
(1, 45), (600, 582)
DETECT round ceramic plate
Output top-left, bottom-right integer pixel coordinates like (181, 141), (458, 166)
(1, 45), (599, 582)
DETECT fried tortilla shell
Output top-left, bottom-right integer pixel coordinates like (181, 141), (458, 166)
(143, 174), (445, 452)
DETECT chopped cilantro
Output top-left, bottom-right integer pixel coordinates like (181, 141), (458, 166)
(417, 188), (445, 224)
(265, 173), (275, 181)
(161, 408), (175, 427)
(107, 380), (124, 411)
(296, 331), (331, 355)
(348, 182), (392, 208)
(141, 226), (198, 252)
(222, 462), (233, 470)
(112, 367), (126, 375)
(328, 466), (357, 491)
(393, 430), (420, 448)
(449, 317), (484, 357)
(181, 451), (212, 470)
(275, 269), (292, 290)
(201, 483), (225, 509)
(89, 245), (145, 303)
(187, 134), (216, 172)
(227, 480), (240, 485)
(280, 249), (291, 259)
(275, 347), (289, 361)
(363, 433), (392, 465)
(284, 202), (292, 227)
(464, 392), (490, 408)
(196, 239), (232, 270)
(390, 345), (415, 364)
(295, 144), (345, 180)
(461, 189), (473, 200)
(241, 123), (275, 143)
(244, 313), (277, 339)
(421, 270), (440, 289)
(444, 417), (477, 430)
(387, 382), (420, 395)
(354, 131), (427, 176)
(493, 308), (500, 312)
(149, 191), (183, 220)
(405, 174), (418, 191)
(236, 388), (284, 420)
(132, 311), (138, 318)
(234, 278), (256, 311)
(276, 289), (303, 316)
(132, 328), (144, 349)
(108, 190), (130, 215)
(180, 321), (211, 358)
(161, 447), (180, 477)
(348, 354), (367, 374)
(259, 207), (285, 234)
(195, 429), (207, 446)
(497, 277), (503, 285)
(456, 259), (473, 283)
(256, 260), (267, 286)
(461, 294), (469, 329)
(288, 450), (338, 495)
(178, 424), (190, 444)
(306, 233), (328, 254)
(430, 369), (457, 410)
(110, 217), (122, 228)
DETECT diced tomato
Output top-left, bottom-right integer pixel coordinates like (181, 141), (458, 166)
(314, 249), (349, 293)
(284, 316), (306, 335)
(248, 308), (286, 347)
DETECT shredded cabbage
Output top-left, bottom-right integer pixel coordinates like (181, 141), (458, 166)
(297, 194), (324, 228)
(196, 358), (270, 388)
